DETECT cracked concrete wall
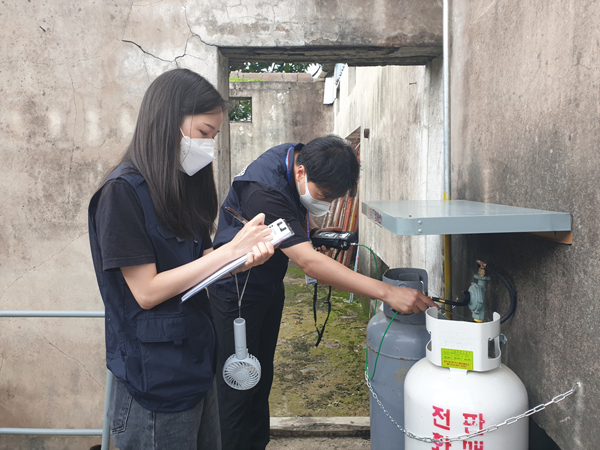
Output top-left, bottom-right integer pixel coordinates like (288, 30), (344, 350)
(333, 60), (445, 300)
(0, 0), (442, 447)
(0, 1), (229, 448)
(229, 76), (332, 179)
(184, 0), (441, 50)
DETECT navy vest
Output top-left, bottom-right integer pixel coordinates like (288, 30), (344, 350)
(211, 143), (306, 297)
(88, 166), (215, 413)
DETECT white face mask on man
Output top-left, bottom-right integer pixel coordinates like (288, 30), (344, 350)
(179, 128), (215, 176)
(297, 175), (332, 217)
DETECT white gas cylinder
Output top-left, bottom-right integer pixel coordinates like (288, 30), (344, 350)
(404, 309), (528, 449)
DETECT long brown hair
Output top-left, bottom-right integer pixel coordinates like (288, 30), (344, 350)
(116, 69), (226, 241)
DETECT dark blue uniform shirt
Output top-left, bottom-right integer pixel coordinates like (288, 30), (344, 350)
(211, 143), (310, 297)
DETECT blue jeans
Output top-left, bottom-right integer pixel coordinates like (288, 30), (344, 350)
(109, 377), (221, 450)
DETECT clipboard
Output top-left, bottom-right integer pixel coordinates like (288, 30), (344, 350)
(181, 218), (294, 302)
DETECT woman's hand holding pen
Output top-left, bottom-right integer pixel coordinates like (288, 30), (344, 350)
(240, 241), (274, 271)
(228, 213), (275, 270)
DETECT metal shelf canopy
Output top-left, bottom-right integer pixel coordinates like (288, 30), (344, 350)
(361, 200), (572, 236)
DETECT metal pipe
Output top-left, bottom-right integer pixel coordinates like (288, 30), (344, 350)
(0, 312), (110, 447)
(0, 428), (102, 436)
(0, 311), (104, 318)
(443, 0), (451, 198)
(101, 370), (113, 450)
(443, 0), (453, 315)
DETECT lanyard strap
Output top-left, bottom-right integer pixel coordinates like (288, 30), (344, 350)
(312, 248), (341, 347)
(233, 269), (251, 318)
(288, 144), (330, 346)
(285, 146), (293, 187)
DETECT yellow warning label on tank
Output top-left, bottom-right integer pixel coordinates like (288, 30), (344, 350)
(441, 348), (473, 370)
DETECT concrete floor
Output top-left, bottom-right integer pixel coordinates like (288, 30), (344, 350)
(267, 437), (371, 449)
(267, 417), (371, 449)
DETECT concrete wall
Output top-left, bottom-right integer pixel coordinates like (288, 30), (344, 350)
(229, 74), (332, 178)
(0, 2), (230, 448)
(450, 1), (599, 448)
(333, 60), (445, 298)
(333, 1), (600, 448)
(194, 0), (442, 66)
(193, 0), (440, 48)
(0, 0), (441, 447)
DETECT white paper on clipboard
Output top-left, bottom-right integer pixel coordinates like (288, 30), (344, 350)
(181, 218), (294, 302)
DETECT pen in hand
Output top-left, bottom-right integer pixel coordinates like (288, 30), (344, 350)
(225, 206), (249, 225)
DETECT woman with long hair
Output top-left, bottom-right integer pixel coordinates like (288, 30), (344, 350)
(88, 68), (274, 449)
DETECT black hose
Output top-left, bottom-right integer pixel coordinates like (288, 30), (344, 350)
(485, 264), (517, 324)
(432, 292), (470, 307)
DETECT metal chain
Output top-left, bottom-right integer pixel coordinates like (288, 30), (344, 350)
(365, 371), (580, 444)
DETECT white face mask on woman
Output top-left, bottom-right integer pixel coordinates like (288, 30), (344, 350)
(297, 176), (332, 217)
(179, 129), (215, 176)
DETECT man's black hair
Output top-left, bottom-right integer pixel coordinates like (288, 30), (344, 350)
(297, 135), (360, 199)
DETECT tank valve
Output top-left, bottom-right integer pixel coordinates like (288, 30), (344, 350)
(469, 260), (491, 322)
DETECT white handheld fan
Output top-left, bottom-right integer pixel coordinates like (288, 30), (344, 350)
(222, 218), (294, 390)
(223, 318), (261, 390)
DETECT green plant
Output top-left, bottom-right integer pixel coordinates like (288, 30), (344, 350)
(229, 99), (252, 122)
